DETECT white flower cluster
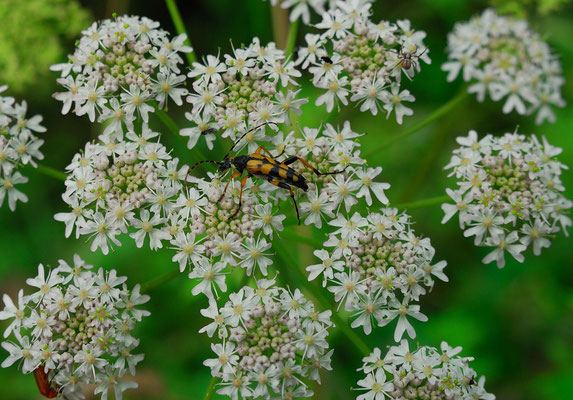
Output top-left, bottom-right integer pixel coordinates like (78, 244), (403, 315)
(442, 130), (571, 268)
(355, 340), (495, 400)
(55, 128), (188, 255)
(183, 37), (306, 150)
(307, 208), (448, 341)
(442, 8), (565, 125)
(201, 279), (333, 399)
(54, 127), (287, 298)
(297, 4), (430, 122)
(0, 255), (149, 400)
(52, 15), (191, 138)
(265, 0), (375, 24)
(0, 85), (46, 211)
(278, 121), (390, 228)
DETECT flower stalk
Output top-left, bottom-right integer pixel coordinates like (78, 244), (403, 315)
(35, 164), (67, 181)
(393, 195), (450, 210)
(164, 0), (197, 64)
(364, 90), (470, 158)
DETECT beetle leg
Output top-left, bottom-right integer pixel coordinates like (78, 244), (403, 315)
(282, 156), (348, 176)
(268, 180), (301, 225)
(230, 175), (249, 219)
(218, 171), (242, 203)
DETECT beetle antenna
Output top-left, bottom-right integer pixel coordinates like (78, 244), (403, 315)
(189, 160), (220, 172)
(224, 121), (279, 159)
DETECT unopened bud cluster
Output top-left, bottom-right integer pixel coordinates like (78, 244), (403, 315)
(355, 340), (495, 400)
(0, 255), (149, 400)
(442, 130), (571, 268)
(202, 280), (333, 399)
(308, 208), (447, 341)
(443, 8), (565, 124)
(0, 86), (46, 211)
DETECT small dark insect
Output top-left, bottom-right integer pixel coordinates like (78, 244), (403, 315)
(320, 56), (334, 64)
(469, 376), (476, 386)
(201, 127), (217, 135)
(33, 367), (59, 398)
(390, 45), (428, 71)
(188, 122), (347, 224)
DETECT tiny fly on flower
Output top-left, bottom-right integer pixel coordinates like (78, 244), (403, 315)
(189, 122), (347, 223)
(33, 367), (59, 398)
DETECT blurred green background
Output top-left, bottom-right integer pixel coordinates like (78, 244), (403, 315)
(1, 0), (572, 399)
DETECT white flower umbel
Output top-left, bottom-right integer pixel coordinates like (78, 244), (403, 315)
(355, 340), (495, 400)
(442, 8), (565, 124)
(308, 208), (447, 341)
(284, 121), (390, 228)
(183, 37), (307, 150)
(442, 129), (571, 268)
(202, 280), (334, 399)
(55, 129), (180, 255)
(0, 255), (149, 400)
(52, 15), (191, 137)
(298, 6), (430, 122)
(0, 86), (46, 211)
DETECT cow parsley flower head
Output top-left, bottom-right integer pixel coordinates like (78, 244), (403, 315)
(279, 121), (390, 228)
(202, 280), (333, 399)
(442, 129), (571, 268)
(0, 255), (149, 400)
(308, 208), (447, 341)
(55, 128), (180, 254)
(0, 86), (46, 211)
(298, 5), (430, 122)
(52, 15), (191, 136)
(442, 8), (565, 125)
(183, 37), (306, 150)
(355, 340), (495, 400)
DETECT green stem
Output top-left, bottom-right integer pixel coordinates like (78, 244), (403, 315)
(203, 376), (218, 400)
(164, 0), (197, 65)
(285, 19), (299, 59)
(153, 103), (208, 162)
(330, 311), (371, 357)
(393, 195), (450, 210)
(141, 266), (180, 293)
(280, 229), (324, 248)
(364, 90), (469, 158)
(36, 164), (67, 181)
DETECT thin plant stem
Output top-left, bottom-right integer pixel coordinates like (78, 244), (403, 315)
(35, 164), (67, 181)
(164, 0), (197, 65)
(280, 229), (324, 248)
(364, 90), (470, 158)
(285, 19), (299, 59)
(393, 195), (450, 210)
(141, 266), (180, 293)
(203, 376), (218, 400)
(152, 103), (209, 163)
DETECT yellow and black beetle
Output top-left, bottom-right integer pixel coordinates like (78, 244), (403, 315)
(189, 122), (347, 224)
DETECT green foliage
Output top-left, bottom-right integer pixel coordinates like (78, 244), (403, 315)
(0, 0), (90, 94)
(490, 0), (572, 17)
